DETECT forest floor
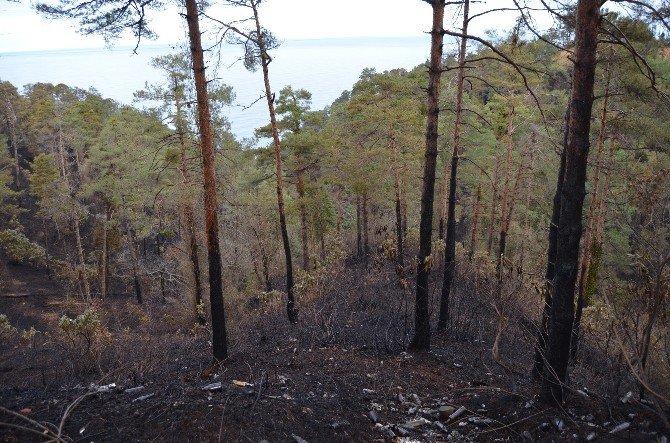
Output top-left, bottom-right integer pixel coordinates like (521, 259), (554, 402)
(0, 261), (667, 442)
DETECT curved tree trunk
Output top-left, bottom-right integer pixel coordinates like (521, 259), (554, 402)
(411, 0), (446, 350)
(252, 3), (297, 323)
(185, 0), (228, 359)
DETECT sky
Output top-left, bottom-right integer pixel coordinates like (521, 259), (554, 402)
(1, 0), (431, 52)
(0, 0), (553, 53)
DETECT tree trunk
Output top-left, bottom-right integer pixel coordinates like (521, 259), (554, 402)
(363, 191), (370, 260)
(356, 195), (362, 256)
(541, 0), (600, 403)
(57, 125), (91, 303)
(185, 0), (228, 359)
(469, 182), (482, 261)
(100, 206), (110, 300)
(438, 0), (469, 332)
(297, 157), (310, 270)
(252, 3), (297, 323)
(389, 123), (404, 266)
(571, 66), (610, 360)
(497, 103), (515, 269)
(532, 106), (569, 379)
(487, 141), (502, 255)
(411, 0), (445, 350)
(126, 224), (143, 304)
(175, 89), (205, 325)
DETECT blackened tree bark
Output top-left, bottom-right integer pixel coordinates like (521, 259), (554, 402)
(390, 123), (404, 266)
(468, 182), (482, 261)
(297, 157), (310, 270)
(185, 0), (228, 359)
(572, 65), (610, 359)
(174, 86), (205, 324)
(250, 2), (298, 323)
(411, 0), (446, 350)
(541, 0), (600, 403)
(438, 0), (469, 331)
(532, 107), (569, 379)
(356, 195), (362, 256)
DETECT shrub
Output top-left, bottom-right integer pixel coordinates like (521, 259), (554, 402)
(58, 310), (111, 373)
(0, 229), (46, 267)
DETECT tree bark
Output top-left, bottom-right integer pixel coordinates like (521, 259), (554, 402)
(356, 195), (362, 256)
(497, 103), (515, 269)
(389, 123), (404, 266)
(175, 87), (205, 325)
(487, 141), (503, 255)
(363, 191), (370, 260)
(533, 106), (569, 379)
(297, 157), (310, 270)
(469, 182), (482, 261)
(185, 0), (228, 359)
(541, 0), (600, 403)
(252, 3), (297, 323)
(411, 0), (445, 350)
(571, 66), (610, 359)
(100, 205), (110, 300)
(438, 0), (469, 332)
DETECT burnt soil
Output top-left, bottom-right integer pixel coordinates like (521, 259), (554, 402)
(0, 261), (667, 442)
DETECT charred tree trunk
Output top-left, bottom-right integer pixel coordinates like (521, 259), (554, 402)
(532, 107), (570, 379)
(57, 125), (91, 303)
(469, 182), (482, 261)
(356, 195), (362, 256)
(100, 205), (110, 300)
(438, 0), (469, 331)
(252, 3), (297, 323)
(174, 86), (205, 324)
(497, 103), (515, 271)
(487, 141), (503, 255)
(185, 0), (228, 359)
(363, 191), (370, 260)
(389, 123), (404, 266)
(411, 0), (445, 350)
(297, 157), (310, 270)
(541, 0), (600, 403)
(571, 67), (610, 360)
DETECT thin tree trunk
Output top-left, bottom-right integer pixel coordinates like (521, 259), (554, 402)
(356, 195), (362, 256)
(100, 206), (110, 300)
(126, 224), (143, 304)
(487, 141), (503, 255)
(469, 182), (482, 261)
(363, 191), (370, 258)
(317, 199), (325, 261)
(497, 103), (515, 271)
(252, 3), (297, 323)
(185, 0), (228, 358)
(438, 0), (469, 331)
(57, 125), (91, 303)
(389, 123), (404, 266)
(175, 89), (205, 325)
(541, 0), (600, 403)
(411, 0), (445, 350)
(297, 157), (310, 270)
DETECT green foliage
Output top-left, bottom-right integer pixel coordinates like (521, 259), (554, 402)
(58, 309), (111, 372)
(0, 229), (46, 266)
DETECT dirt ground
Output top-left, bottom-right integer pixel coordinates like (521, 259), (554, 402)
(0, 261), (667, 442)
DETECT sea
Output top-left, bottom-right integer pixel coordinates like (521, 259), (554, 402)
(0, 37), (429, 140)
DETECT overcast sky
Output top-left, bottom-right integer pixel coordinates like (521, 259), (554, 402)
(0, 0), (553, 53)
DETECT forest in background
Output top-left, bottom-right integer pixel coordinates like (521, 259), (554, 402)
(1, 0), (670, 441)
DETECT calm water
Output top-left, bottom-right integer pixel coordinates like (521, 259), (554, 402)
(0, 37), (429, 139)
